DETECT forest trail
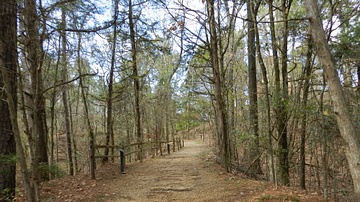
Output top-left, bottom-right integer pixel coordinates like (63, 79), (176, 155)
(31, 139), (325, 202)
(97, 140), (324, 202)
(107, 140), (233, 201)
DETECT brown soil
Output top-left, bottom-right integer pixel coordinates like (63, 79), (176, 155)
(17, 140), (326, 201)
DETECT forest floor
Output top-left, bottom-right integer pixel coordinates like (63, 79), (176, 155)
(16, 140), (326, 202)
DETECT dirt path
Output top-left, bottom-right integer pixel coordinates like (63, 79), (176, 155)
(108, 140), (230, 201)
(30, 139), (325, 201)
(98, 140), (324, 202)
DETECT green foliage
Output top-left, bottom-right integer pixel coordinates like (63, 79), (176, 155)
(331, 8), (360, 62)
(38, 163), (66, 179)
(258, 193), (272, 201)
(175, 112), (201, 131)
(0, 188), (14, 202)
(288, 1), (307, 37)
(175, 94), (211, 131)
(237, 131), (257, 144)
(0, 154), (16, 165)
(175, 47), (213, 132)
(339, 189), (351, 196)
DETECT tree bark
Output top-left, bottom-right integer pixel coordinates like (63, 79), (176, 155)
(299, 33), (313, 190)
(1, 64), (39, 202)
(268, 0), (291, 186)
(129, 0), (143, 162)
(61, 6), (74, 176)
(0, 1), (38, 200)
(0, 1), (16, 199)
(277, 0), (292, 186)
(246, 0), (261, 175)
(49, 60), (59, 177)
(254, 16), (275, 183)
(24, 0), (49, 181)
(305, 0), (360, 194)
(76, 44), (96, 179)
(206, 0), (230, 171)
(103, 0), (118, 163)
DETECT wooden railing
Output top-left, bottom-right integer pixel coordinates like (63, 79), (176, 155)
(90, 136), (184, 177)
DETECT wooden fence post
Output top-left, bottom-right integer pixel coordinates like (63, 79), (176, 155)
(139, 142), (143, 163)
(172, 137), (176, 152)
(120, 148), (126, 174)
(177, 137), (180, 150)
(90, 139), (96, 179)
(167, 143), (170, 155)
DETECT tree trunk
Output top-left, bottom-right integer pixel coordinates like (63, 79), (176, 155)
(254, 17), (275, 183)
(278, 0), (291, 186)
(268, 0), (290, 186)
(206, 0), (230, 171)
(246, 0), (261, 175)
(305, 0), (360, 194)
(61, 7), (74, 176)
(0, 1), (39, 200)
(1, 65), (39, 202)
(104, 0), (118, 163)
(0, 1), (16, 199)
(49, 62), (59, 177)
(76, 43), (96, 179)
(128, 0), (143, 162)
(24, 0), (49, 181)
(299, 33), (313, 190)
(357, 62), (360, 91)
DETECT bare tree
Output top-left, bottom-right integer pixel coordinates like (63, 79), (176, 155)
(129, 0), (143, 162)
(246, 0), (261, 175)
(299, 33), (313, 190)
(23, 0), (49, 181)
(305, 0), (360, 194)
(206, 0), (231, 171)
(254, 8), (275, 183)
(103, 0), (119, 163)
(61, 5), (74, 176)
(268, 0), (291, 186)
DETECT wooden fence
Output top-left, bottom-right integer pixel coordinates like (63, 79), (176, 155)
(90, 136), (184, 178)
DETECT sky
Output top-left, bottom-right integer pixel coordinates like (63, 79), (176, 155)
(87, 0), (207, 82)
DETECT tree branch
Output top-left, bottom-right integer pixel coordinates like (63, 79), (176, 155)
(43, 73), (97, 94)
